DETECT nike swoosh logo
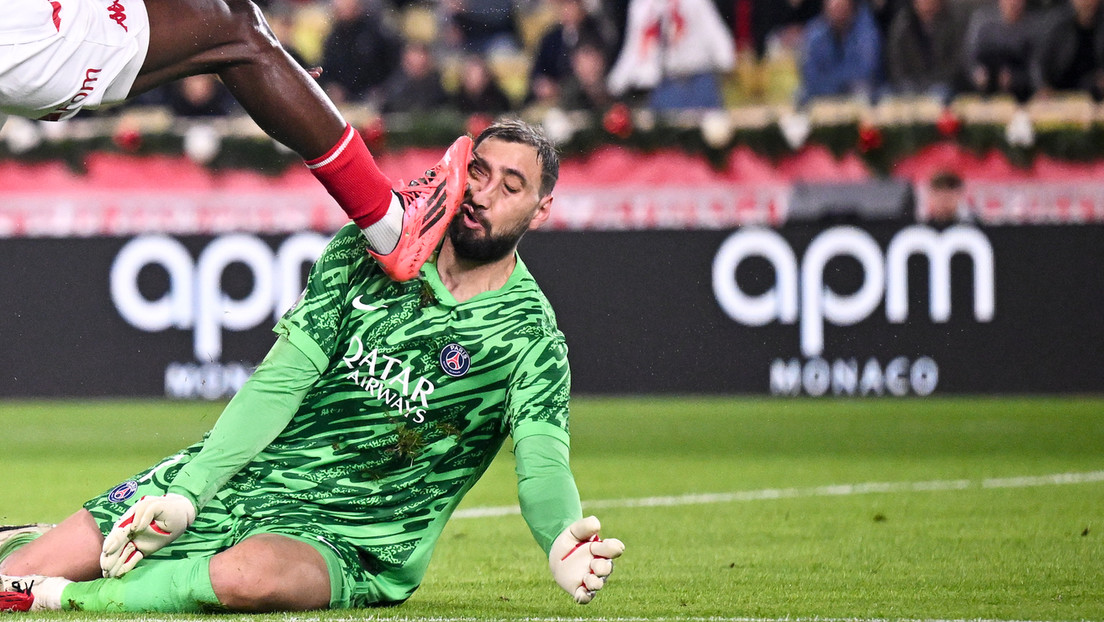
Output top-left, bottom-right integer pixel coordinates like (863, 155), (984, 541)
(352, 296), (387, 312)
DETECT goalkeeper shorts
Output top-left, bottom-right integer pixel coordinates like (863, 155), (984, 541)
(83, 449), (407, 608)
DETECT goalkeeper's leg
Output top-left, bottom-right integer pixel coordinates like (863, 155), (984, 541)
(207, 534), (330, 611)
(0, 510), (103, 580)
(0, 525), (52, 566)
(3, 532), (330, 612)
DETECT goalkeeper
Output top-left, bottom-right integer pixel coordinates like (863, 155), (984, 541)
(0, 120), (623, 613)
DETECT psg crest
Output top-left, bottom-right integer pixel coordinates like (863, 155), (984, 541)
(108, 480), (139, 503)
(439, 343), (471, 378)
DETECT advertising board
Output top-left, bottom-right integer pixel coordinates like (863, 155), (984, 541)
(1, 224), (1100, 397)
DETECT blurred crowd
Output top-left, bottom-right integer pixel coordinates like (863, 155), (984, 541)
(787, 0), (1104, 105)
(121, 0), (1104, 118)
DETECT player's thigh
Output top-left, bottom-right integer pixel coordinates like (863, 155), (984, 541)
(0, 510), (102, 580)
(209, 533), (330, 612)
(134, 0), (273, 89)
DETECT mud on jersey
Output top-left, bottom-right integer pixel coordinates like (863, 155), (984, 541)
(220, 224), (571, 591)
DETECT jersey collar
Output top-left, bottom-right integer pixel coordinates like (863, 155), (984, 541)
(421, 252), (530, 307)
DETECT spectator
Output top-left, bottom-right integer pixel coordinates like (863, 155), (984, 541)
(1034, 0), (1104, 100)
(963, 0), (1041, 102)
(885, 0), (967, 102)
(606, 0), (736, 111)
(381, 42), (450, 113)
(442, 0), (521, 54)
(528, 0), (613, 106)
(871, 0), (911, 34)
(602, 0), (632, 53)
(747, 0), (822, 59)
(923, 170), (975, 223)
(165, 75), (238, 117)
(558, 41), (615, 111)
(264, 1), (312, 70)
(320, 0), (402, 105)
(452, 53), (513, 114)
(797, 0), (884, 105)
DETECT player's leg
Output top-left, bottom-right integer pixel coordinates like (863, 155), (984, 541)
(0, 525), (52, 566)
(1, 533), (330, 612)
(0, 510), (103, 581)
(132, 0), (342, 159)
(132, 0), (470, 279)
(208, 533), (330, 611)
(134, 0), (398, 234)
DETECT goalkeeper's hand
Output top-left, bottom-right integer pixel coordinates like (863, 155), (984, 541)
(548, 516), (624, 604)
(100, 493), (196, 578)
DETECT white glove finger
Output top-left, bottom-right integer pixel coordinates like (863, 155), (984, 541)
(582, 572), (606, 592)
(103, 541), (142, 578)
(116, 543), (145, 577)
(148, 517), (176, 537)
(100, 527), (134, 575)
(135, 494), (195, 536)
(130, 499), (163, 533)
(102, 540), (134, 578)
(99, 548), (116, 577)
(102, 504), (142, 552)
(590, 557), (613, 578)
(100, 526), (130, 558)
(572, 585), (595, 605)
(591, 537), (625, 559)
(568, 516), (601, 542)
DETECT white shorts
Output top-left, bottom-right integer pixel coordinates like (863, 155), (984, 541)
(0, 0), (150, 120)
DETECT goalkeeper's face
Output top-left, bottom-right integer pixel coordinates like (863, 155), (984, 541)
(449, 138), (553, 263)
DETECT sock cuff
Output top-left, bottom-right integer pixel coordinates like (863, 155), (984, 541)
(34, 576), (70, 611)
(305, 124), (356, 170)
(306, 124), (393, 228)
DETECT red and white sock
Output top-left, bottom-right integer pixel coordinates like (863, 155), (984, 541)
(306, 124), (394, 230)
(23, 576), (68, 611)
(360, 196), (403, 254)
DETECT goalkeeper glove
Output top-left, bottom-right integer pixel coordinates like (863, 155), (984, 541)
(548, 516), (624, 604)
(100, 493), (196, 578)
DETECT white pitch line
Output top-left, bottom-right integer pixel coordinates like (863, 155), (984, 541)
(119, 614), (1084, 621)
(273, 616), (1073, 622)
(452, 470), (1104, 519)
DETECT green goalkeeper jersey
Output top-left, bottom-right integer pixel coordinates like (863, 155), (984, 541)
(173, 224), (572, 598)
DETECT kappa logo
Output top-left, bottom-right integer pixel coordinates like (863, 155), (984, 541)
(50, 0), (61, 31)
(439, 343), (471, 377)
(107, 0), (127, 31)
(352, 295), (388, 312)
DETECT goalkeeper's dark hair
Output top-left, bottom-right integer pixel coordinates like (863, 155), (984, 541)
(473, 119), (559, 198)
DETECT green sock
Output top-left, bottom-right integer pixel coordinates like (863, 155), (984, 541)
(0, 532), (41, 564)
(60, 556), (222, 613)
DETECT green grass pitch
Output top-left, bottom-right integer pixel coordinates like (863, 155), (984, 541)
(2, 396), (1102, 621)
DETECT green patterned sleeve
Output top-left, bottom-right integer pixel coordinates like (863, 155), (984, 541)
(506, 335), (571, 446)
(274, 224), (365, 367)
(515, 434), (582, 554)
(168, 226), (365, 510)
(167, 335), (320, 509)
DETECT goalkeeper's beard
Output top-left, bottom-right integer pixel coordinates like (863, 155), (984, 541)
(447, 209), (528, 262)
